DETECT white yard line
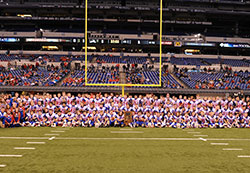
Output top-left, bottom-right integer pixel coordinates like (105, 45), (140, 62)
(49, 137), (55, 141)
(44, 134), (60, 136)
(238, 155), (250, 158)
(211, 143), (229, 145)
(51, 131), (65, 133)
(14, 147), (35, 150)
(26, 142), (46, 144)
(199, 137), (207, 142)
(0, 165), (6, 168)
(0, 155), (22, 157)
(55, 137), (201, 141)
(1, 136), (250, 141)
(0, 137), (49, 140)
(110, 131), (144, 134)
(207, 138), (250, 141)
(194, 135), (208, 137)
(223, 148), (243, 151)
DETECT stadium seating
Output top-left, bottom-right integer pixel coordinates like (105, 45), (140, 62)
(171, 57), (250, 67)
(95, 56), (149, 64)
(178, 71), (250, 89)
(0, 68), (68, 86)
(126, 70), (182, 88)
(62, 70), (119, 87)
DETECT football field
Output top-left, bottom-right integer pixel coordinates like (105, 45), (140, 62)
(0, 128), (250, 173)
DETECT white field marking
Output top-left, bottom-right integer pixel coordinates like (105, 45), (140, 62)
(49, 137), (55, 141)
(223, 148), (243, 151)
(14, 147), (35, 150)
(238, 155), (250, 158)
(110, 131), (144, 134)
(0, 165), (6, 168)
(44, 134), (60, 136)
(207, 138), (250, 141)
(199, 138), (207, 142)
(26, 142), (45, 144)
(188, 132), (201, 134)
(120, 129), (133, 131)
(55, 137), (201, 141)
(0, 137), (49, 140)
(0, 155), (22, 157)
(51, 131), (65, 133)
(211, 143), (229, 145)
(194, 135), (208, 137)
(2, 136), (250, 141)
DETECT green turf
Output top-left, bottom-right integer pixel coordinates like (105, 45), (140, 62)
(0, 128), (250, 173)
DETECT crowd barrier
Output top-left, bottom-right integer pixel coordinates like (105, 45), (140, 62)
(0, 86), (249, 96)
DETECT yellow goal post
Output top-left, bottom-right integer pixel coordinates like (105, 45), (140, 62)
(84, 0), (163, 95)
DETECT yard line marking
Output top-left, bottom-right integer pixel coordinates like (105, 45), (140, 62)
(211, 143), (229, 145)
(223, 148), (243, 151)
(238, 155), (250, 158)
(120, 129), (133, 131)
(199, 138), (207, 142)
(110, 131), (144, 134)
(207, 138), (250, 141)
(44, 134), (60, 136)
(0, 137), (49, 140)
(0, 165), (6, 168)
(194, 135), (208, 137)
(49, 137), (55, 141)
(14, 147), (35, 150)
(188, 132), (201, 134)
(26, 142), (45, 144)
(51, 131), (65, 133)
(0, 155), (22, 157)
(55, 137), (201, 141)
(2, 136), (250, 141)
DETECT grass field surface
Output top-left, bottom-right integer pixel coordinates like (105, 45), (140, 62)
(0, 128), (250, 173)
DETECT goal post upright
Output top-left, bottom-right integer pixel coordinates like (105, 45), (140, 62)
(122, 85), (125, 97)
(159, 0), (162, 86)
(84, 0), (88, 85)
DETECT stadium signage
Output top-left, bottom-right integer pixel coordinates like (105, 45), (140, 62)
(184, 42), (215, 47)
(26, 38), (71, 43)
(174, 41), (182, 47)
(161, 41), (173, 45)
(0, 38), (19, 42)
(88, 34), (120, 39)
(219, 43), (250, 48)
(110, 40), (120, 44)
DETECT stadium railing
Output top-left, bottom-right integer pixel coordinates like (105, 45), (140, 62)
(0, 86), (249, 95)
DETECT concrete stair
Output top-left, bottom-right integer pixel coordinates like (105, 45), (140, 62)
(56, 71), (72, 86)
(120, 72), (126, 84)
(91, 57), (97, 63)
(170, 73), (189, 89)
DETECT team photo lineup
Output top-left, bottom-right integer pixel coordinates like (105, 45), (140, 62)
(0, 93), (250, 129)
(1, 0), (250, 172)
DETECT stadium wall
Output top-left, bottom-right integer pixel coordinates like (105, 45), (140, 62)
(1, 50), (250, 60)
(0, 86), (249, 97)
